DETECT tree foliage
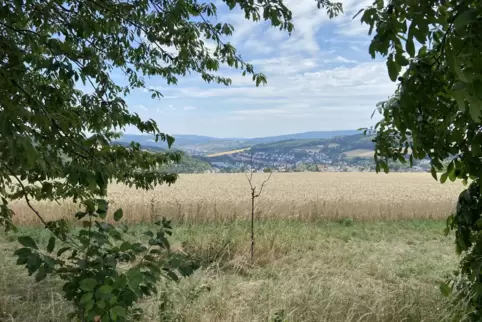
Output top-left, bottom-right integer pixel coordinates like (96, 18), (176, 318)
(359, 0), (482, 318)
(0, 0), (342, 320)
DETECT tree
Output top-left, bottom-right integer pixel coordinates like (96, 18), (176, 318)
(358, 0), (482, 319)
(245, 167), (272, 264)
(0, 0), (342, 320)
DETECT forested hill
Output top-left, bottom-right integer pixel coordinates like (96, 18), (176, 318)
(249, 134), (375, 152)
(113, 141), (212, 173)
(114, 133), (380, 173)
(115, 130), (360, 154)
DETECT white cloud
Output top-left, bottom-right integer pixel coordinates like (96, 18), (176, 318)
(349, 45), (363, 52)
(232, 108), (290, 115)
(324, 56), (358, 64)
(333, 0), (375, 37)
(177, 62), (393, 102)
(128, 1), (398, 137)
(249, 55), (321, 75)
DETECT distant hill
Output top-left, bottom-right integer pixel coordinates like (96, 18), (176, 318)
(117, 134), (224, 148)
(115, 130), (361, 153)
(114, 131), (385, 173)
(245, 130), (360, 145)
(250, 134), (375, 153)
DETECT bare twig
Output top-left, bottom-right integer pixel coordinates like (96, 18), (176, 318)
(244, 156), (272, 264)
(255, 171), (272, 198)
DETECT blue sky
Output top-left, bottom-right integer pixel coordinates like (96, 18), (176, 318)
(123, 0), (397, 138)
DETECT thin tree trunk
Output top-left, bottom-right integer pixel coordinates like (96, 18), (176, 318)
(250, 191), (255, 264)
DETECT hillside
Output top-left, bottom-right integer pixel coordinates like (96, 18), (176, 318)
(245, 130), (359, 145)
(250, 134), (375, 153)
(199, 134), (380, 172)
(114, 130), (360, 154)
(113, 141), (211, 174)
(114, 132), (429, 173)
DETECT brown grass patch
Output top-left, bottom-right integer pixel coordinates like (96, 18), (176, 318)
(206, 148), (250, 157)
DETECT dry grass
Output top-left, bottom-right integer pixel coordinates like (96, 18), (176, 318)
(0, 221), (464, 322)
(206, 148), (250, 157)
(342, 149), (374, 158)
(9, 173), (465, 225)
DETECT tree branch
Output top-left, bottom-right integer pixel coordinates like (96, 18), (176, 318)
(4, 75), (106, 167)
(255, 171), (272, 197)
(3, 163), (80, 248)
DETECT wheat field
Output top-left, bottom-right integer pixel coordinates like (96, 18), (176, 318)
(1, 173), (469, 321)
(9, 172), (466, 225)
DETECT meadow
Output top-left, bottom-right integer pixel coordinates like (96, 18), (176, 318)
(0, 173), (469, 321)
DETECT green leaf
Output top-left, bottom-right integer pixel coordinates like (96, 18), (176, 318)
(352, 8), (364, 19)
(454, 10), (473, 32)
(98, 284), (113, 294)
(430, 166), (437, 181)
(448, 166), (457, 182)
(379, 160), (389, 174)
(79, 278), (97, 292)
(75, 212), (87, 220)
(84, 299), (94, 312)
(16, 255), (28, 265)
(113, 208), (123, 222)
(440, 282), (452, 297)
(165, 270), (179, 282)
(97, 300), (106, 309)
(35, 265), (47, 282)
(110, 306), (126, 320)
(21, 139), (37, 168)
(469, 100), (482, 122)
(387, 58), (398, 82)
(440, 172), (448, 184)
(47, 237), (56, 253)
(475, 218), (482, 229)
(109, 296), (118, 305)
(80, 292), (94, 304)
(444, 227), (450, 235)
(97, 199), (108, 215)
(406, 37), (415, 57)
(452, 91), (467, 111)
(18, 236), (38, 249)
(14, 247), (31, 257)
(120, 242), (131, 252)
(57, 247), (71, 256)
(127, 268), (143, 287)
(453, 59), (468, 83)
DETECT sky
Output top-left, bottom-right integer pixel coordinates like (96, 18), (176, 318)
(122, 0), (397, 138)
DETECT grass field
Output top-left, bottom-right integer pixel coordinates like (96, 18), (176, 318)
(206, 148), (251, 157)
(0, 173), (468, 321)
(0, 220), (464, 322)
(9, 173), (465, 226)
(342, 149), (375, 158)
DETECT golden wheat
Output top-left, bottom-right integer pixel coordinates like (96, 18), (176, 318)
(9, 172), (466, 225)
